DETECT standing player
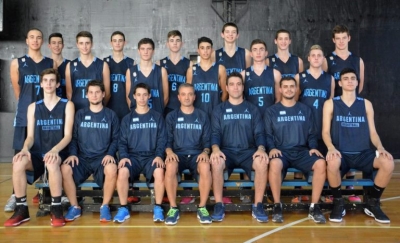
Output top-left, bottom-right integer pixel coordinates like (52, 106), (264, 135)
(210, 72), (269, 223)
(48, 32), (70, 99)
(264, 77), (326, 224)
(126, 38), (169, 114)
(66, 31), (111, 112)
(113, 83), (167, 223)
(61, 80), (119, 222)
(4, 68), (74, 227)
(164, 83), (212, 225)
(6, 28), (55, 212)
(322, 68), (394, 224)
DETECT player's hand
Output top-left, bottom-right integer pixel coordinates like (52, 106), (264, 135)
(13, 149), (31, 164)
(325, 148), (342, 161)
(269, 148), (282, 158)
(253, 149), (269, 163)
(152, 156), (165, 168)
(210, 150), (225, 165)
(165, 151), (179, 163)
(118, 158), (132, 169)
(309, 149), (323, 158)
(102, 155), (116, 166)
(63, 155), (79, 167)
(196, 152), (210, 163)
(376, 147), (393, 160)
(43, 149), (60, 164)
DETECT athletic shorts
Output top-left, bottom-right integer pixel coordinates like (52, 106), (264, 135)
(27, 151), (68, 185)
(222, 148), (255, 179)
(122, 154), (160, 184)
(69, 155), (111, 188)
(177, 154), (200, 181)
(340, 149), (377, 178)
(279, 149), (324, 177)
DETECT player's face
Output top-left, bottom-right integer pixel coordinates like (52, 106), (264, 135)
(250, 43), (268, 62)
(197, 42), (213, 60)
(138, 44), (154, 61)
(221, 26), (239, 43)
(48, 37), (64, 55)
(280, 80), (297, 100)
(333, 32), (351, 51)
(133, 87), (151, 107)
(308, 49), (324, 68)
(226, 76), (244, 99)
(26, 30), (43, 51)
(87, 85), (104, 105)
(111, 34), (125, 52)
(166, 36), (182, 53)
(275, 33), (291, 50)
(40, 74), (59, 93)
(339, 72), (358, 91)
(76, 37), (93, 55)
(177, 86), (195, 107)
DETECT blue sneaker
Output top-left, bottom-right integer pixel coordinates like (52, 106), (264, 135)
(153, 205), (164, 222)
(165, 208), (179, 225)
(100, 205), (111, 222)
(64, 206), (81, 222)
(211, 202), (225, 222)
(252, 203), (268, 223)
(197, 207), (212, 224)
(113, 207), (130, 223)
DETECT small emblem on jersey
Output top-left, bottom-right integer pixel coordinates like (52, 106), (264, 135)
(163, 60), (166, 64)
(332, 61), (336, 66)
(133, 72), (137, 77)
(132, 117), (139, 122)
(178, 117), (184, 122)
(246, 72), (250, 76)
(149, 116), (155, 122)
(244, 108), (249, 113)
(302, 73), (306, 78)
(106, 58), (110, 62)
(303, 79), (308, 83)
(298, 110), (303, 115)
(219, 52), (222, 57)
(85, 116), (91, 120)
(193, 66), (197, 76)
(226, 108), (232, 113)
(23, 60), (28, 67)
(101, 117), (107, 123)
(279, 111), (286, 115)
(272, 58), (275, 62)
(194, 118), (199, 123)
(329, 56), (334, 60)
(73, 62), (78, 72)
(22, 58), (26, 62)
(347, 112), (352, 116)
(49, 115), (53, 119)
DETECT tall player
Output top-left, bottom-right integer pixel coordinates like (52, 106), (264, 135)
(66, 31), (111, 112)
(4, 68), (74, 227)
(48, 32), (70, 99)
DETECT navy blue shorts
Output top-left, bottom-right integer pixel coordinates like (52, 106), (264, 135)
(13, 126), (27, 151)
(340, 149), (377, 178)
(123, 154), (159, 183)
(69, 155), (110, 188)
(222, 149), (255, 179)
(177, 154), (200, 181)
(279, 149), (323, 176)
(27, 151), (68, 185)
(317, 139), (327, 157)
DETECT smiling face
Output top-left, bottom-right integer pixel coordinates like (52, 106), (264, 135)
(49, 37), (64, 55)
(275, 32), (291, 51)
(26, 29), (43, 51)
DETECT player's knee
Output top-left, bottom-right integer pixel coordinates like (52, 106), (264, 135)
(117, 167), (130, 181)
(313, 159), (327, 172)
(165, 161), (178, 174)
(211, 162), (224, 173)
(60, 164), (72, 176)
(104, 165), (117, 178)
(268, 159), (283, 172)
(326, 159), (340, 171)
(379, 157), (394, 173)
(197, 162), (210, 174)
(153, 168), (165, 181)
(253, 161), (267, 172)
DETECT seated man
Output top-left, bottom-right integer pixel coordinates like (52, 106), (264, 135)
(61, 80), (119, 222)
(264, 77), (326, 224)
(322, 68), (394, 223)
(210, 72), (269, 223)
(164, 83), (212, 225)
(113, 83), (167, 223)
(5, 68), (74, 227)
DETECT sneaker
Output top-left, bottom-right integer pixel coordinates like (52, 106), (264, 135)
(4, 205), (30, 227)
(100, 205), (112, 222)
(113, 207), (130, 223)
(211, 202), (225, 222)
(252, 203), (268, 223)
(272, 203), (283, 223)
(241, 195), (252, 203)
(222, 197), (232, 204)
(64, 206), (81, 222)
(127, 196), (141, 204)
(153, 205), (164, 222)
(308, 205), (326, 224)
(364, 198), (390, 224)
(346, 195), (362, 203)
(165, 208), (180, 225)
(4, 194), (16, 212)
(329, 198), (346, 222)
(197, 207), (212, 224)
(32, 192), (40, 203)
(50, 205), (65, 227)
(180, 197), (195, 205)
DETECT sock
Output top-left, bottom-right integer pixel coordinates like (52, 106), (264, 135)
(310, 203), (315, 208)
(16, 196), (28, 206)
(121, 204), (129, 209)
(171, 206), (178, 210)
(330, 185), (342, 199)
(370, 184), (385, 199)
(51, 196), (62, 205)
(155, 204), (162, 207)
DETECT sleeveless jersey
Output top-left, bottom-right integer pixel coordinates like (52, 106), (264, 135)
(14, 55), (54, 127)
(159, 56), (190, 110)
(215, 47), (246, 75)
(104, 55), (134, 121)
(128, 64), (165, 114)
(244, 65), (275, 114)
(69, 57), (104, 112)
(31, 98), (68, 154)
(56, 59), (70, 99)
(191, 63), (221, 117)
(268, 53), (299, 78)
(331, 97), (370, 152)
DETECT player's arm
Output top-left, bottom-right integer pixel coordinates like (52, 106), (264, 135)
(322, 57), (328, 72)
(161, 66), (169, 107)
(218, 65), (228, 101)
(211, 51), (216, 63)
(65, 62), (72, 100)
(245, 49), (252, 69)
(329, 76), (335, 99)
(265, 57), (270, 66)
(125, 68), (132, 108)
(186, 64), (193, 84)
(165, 114), (179, 163)
(358, 58), (365, 94)
(321, 99), (341, 160)
(294, 73), (300, 101)
(273, 69), (282, 102)
(197, 114), (211, 163)
(102, 61), (111, 105)
(298, 57), (304, 73)
(10, 59), (20, 99)
(153, 117), (167, 168)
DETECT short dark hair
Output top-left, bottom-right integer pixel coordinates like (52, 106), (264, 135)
(76, 31), (93, 43)
(250, 39), (267, 50)
(138, 38), (155, 50)
(86, 80), (105, 93)
(111, 31), (125, 41)
(275, 29), (291, 40)
(178, 83), (195, 93)
(226, 72), (243, 85)
(339, 68), (358, 81)
(167, 30), (182, 39)
(197, 36), (213, 48)
(40, 68), (60, 84)
(133, 83), (151, 95)
(222, 22), (239, 34)
(26, 28), (43, 39)
(332, 25), (350, 38)
(48, 33), (63, 44)
(279, 76), (296, 87)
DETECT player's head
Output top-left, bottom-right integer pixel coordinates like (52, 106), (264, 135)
(26, 28), (43, 39)
(197, 37), (213, 59)
(48, 33), (64, 55)
(221, 22), (239, 42)
(40, 68), (60, 84)
(167, 30), (182, 40)
(339, 68), (358, 90)
(138, 38), (155, 50)
(76, 31), (93, 43)
(250, 39), (268, 61)
(86, 80), (105, 105)
(279, 76), (296, 87)
(167, 30), (183, 52)
(222, 22), (239, 34)
(178, 83), (196, 107)
(197, 36), (213, 48)
(332, 25), (351, 50)
(110, 31), (126, 52)
(275, 29), (291, 40)
(26, 28), (44, 49)
(226, 72), (244, 99)
(111, 31), (125, 41)
(48, 32), (63, 44)
(133, 83), (151, 106)
(137, 38), (155, 61)
(308, 44), (324, 67)
(279, 77), (297, 100)
(274, 29), (292, 50)
(133, 82), (151, 95)
(332, 25), (350, 38)
(86, 80), (105, 93)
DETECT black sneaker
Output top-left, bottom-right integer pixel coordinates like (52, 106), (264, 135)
(364, 198), (390, 224)
(309, 204), (326, 224)
(4, 205), (30, 227)
(272, 203), (283, 223)
(50, 205), (65, 227)
(329, 198), (346, 223)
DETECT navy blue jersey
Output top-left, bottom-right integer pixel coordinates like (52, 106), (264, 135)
(331, 97), (370, 152)
(326, 52), (360, 96)
(119, 109), (166, 159)
(69, 107), (119, 158)
(268, 53), (299, 78)
(104, 55), (133, 121)
(211, 100), (265, 151)
(166, 108), (211, 155)
(69, 57), (104, 111)
(31, 98), (68, 154)
(159, 56), (190, 110)
(128, 64), (165, 114)
(215, 47), (246, 75)
(192, 63), (221, 117)
(264, 102), (318, 151)
(56, 59), (70, 99)
(14, 55), (54, 127)
(244, 65), (275, 114)
(299, 70), (332, 138)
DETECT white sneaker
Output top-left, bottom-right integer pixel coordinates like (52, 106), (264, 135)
(4, 194), (16, 212)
